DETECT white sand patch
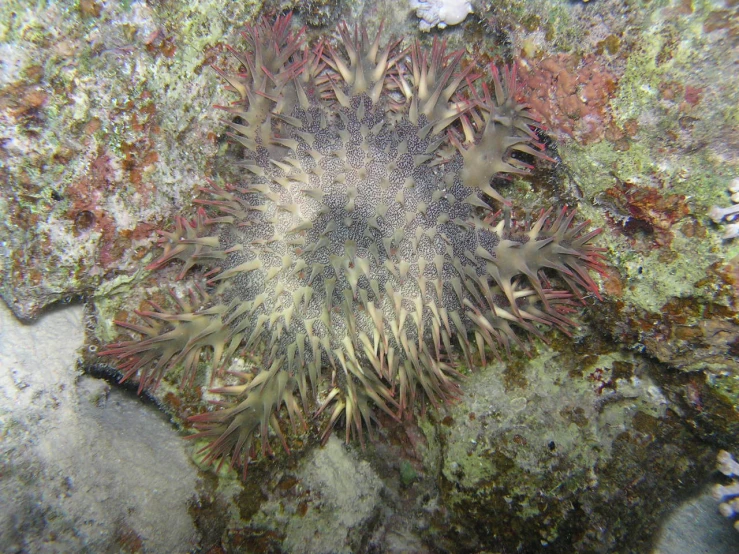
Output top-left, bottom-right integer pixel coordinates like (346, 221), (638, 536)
(0, 302), (199, 552)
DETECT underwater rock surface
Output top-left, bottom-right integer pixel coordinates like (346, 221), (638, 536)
(0, 0), (738, 552)
(0, 302), (197, 552)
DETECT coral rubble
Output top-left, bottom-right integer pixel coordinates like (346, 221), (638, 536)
(714, 450), (739, 531)
(101, 14), (605, 476)
(709, 179), (739, 240)
(410, 0), (473, 32)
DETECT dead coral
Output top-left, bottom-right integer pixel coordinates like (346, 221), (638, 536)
(709, 178), (739, 239)
(713, 450), (739, 531)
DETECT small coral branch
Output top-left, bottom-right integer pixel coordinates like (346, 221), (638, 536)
(709, 178), (739, 239)
(713, 450), (739, 531)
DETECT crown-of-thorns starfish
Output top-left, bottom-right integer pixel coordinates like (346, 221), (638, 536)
(101, 13), (606, 477)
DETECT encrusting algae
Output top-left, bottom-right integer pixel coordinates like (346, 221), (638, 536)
(101, 13), (606, 477)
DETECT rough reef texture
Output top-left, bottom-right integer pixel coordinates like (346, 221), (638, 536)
(2, 0), (739, 552)
(709, 179), (739, 239)
(0, 0), (262, 320)
(435, 343), (714, 552)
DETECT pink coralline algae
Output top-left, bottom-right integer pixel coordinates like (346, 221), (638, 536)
(518, 54), (618, 145)
(101, 14), (606, 476)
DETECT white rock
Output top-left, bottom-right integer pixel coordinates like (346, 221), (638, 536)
(410, 0), (473, 32)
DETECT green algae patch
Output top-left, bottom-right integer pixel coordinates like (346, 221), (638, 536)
(439, 343), (712, 551)
(620, 232), (720, 313)
(557, 0), (739, 314)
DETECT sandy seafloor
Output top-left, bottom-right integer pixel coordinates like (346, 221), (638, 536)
(0, 301), (199, 552)
(0, 300), (736, 552)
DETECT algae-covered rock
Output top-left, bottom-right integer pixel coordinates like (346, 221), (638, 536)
(2, 0), (738, 551)
(436, 345), (715, 552)
(0, 0), (262, 319)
